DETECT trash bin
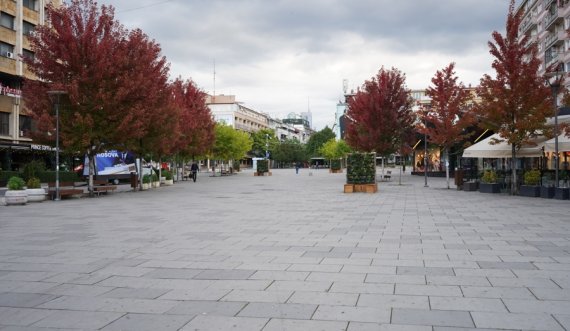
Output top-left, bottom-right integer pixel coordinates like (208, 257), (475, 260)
(130, 173), (138, 189)
(454, 169), (464, 188)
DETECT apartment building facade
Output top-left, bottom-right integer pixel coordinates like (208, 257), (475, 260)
(1, 0), (61, 170)
(206, 94), (270, 133)
(518, 0), (570, 77)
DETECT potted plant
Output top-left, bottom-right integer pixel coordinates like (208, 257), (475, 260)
(162, 170), (174, 186)
(330, 159), (343, 173)
(5, 176), (28, 205)
(479, 170), (500, 193)
(555, 170), (569, 200)
(25, 177), (46, 202)
(256, 159), (269, 176)
(151, 173), (160, 188)
(520, 169), (541, 197)
(345, 152), (377, 193)
(541, 172), (555, 199)
(142, 174), (151, 190)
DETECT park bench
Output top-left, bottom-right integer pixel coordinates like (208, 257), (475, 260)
(48, 181), (84, 200)
(383, 170), (392, 181)
(91, 180), (117, 196)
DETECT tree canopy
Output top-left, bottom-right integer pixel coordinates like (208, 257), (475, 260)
(305, 126), (336, 158)
(213, 124), (253, 161)
(477, 0), (552, 194)
(345, 67), (415, 156)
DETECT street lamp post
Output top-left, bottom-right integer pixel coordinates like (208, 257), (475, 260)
(47, 90), (67, 201)
(423, 105), (429, 188)
(546, 65), (564, 188)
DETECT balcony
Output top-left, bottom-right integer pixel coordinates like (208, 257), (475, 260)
(521, 17), (537, 34)
(544, 31), (563, 49)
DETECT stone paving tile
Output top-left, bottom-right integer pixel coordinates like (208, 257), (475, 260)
(248, 270), (309, 281)
(39, 296), (179, 314)
(395, 284), (463, 297)
(193, 269), (256, 280)
(392, 308), (474, 328)
(100, 313), (192, 331)
(426, 275), (491, 286)
(179, 315), (268, 331)
(237, 302), (317, 319)
(312, 304), (390, 323)
(488, 276), (560, 288)
(287, 264), (342, 272)
(288, 291), (358, 306)
(503, 298), (570, 314)
(471, 311), (564, 330)
(347, 322), (432, 331)
(365, 274), (426, 284)
(305, 271), (366, 282)
(220, 290), (293, 303)
(554, 314), (570, 330)
(166, 300), (245, 316)
(0, 293), (58, 308)
(357, 293), (429, 309)
(461, 285), (535, 299)
(266, 280), (332, 292)
(429, 296), (507, 312)
(100, 287), (169, 299)
(31, 310), (124, 329)
(0, 307), (54, 327)
(529, 287), (570, 300)
(329, 281), (394, 294)
(142, 268), (202, 279)
(44, 284), (114, 297)
(262, 318), (347, 331)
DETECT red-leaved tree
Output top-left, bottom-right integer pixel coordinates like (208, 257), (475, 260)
(345, 67), (415, 157)
(23, 0), (170, 194)
(477, 0), (552, 194)
(420, 63), (475, 189)
(171, 78), (215, 159)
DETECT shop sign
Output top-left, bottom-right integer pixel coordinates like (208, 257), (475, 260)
(31, 144), (55, 151)
(0, 83), (22, 98)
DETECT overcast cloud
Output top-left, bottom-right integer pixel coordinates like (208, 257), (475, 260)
(98, 0), (512, 130)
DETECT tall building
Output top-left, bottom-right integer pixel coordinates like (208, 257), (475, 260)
(1, 0), (61, 170)
(517, 0), (570, 78)
(205, 94), (270, 133)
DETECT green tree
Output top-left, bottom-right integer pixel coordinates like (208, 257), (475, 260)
(213, 124), (253, 162)
(319, 139), (351, 160)
(272, 139), (307, 165)
(250, 129), (277, 158)
(305, 126), (336, 157)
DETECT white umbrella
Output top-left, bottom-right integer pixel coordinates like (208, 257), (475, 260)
(544, 134), (570, 152)
(463, 134), (548, 158)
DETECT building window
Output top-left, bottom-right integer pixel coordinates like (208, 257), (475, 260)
(23, 0), (38, 11)
(0, 42), (14, 58)
(22, 49), (34, 60)
(23, 21), (35, 35)
(0, 112), (9, 136)
(19, 115), (32, 137)
(0, 12), (15, 30)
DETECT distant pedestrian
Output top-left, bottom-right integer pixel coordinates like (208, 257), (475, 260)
(295, 162), (300, 174)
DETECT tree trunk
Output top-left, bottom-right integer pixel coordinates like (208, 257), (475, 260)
(88, 152), (95, 197)
(511, 144), (517, 195)
(445, 148), (450, 189)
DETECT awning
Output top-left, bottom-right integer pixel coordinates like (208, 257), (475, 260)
(544, 134), (570, 152)
(462, 134), (548, 158)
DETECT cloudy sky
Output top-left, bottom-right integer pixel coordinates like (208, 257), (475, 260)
(97, 0), (512, 130)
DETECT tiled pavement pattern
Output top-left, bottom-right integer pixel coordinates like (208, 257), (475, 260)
(0, 168), (569, 330)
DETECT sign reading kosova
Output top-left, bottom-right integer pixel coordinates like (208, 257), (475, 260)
(83, 150), (136, 176)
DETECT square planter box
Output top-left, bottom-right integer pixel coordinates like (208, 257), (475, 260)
(479, 183), (500, 193)
(519, 185), (540, 197)
(463, 181), (478, 191)
(541, 186), (555, 199)
(554, 187), (569, 200)
(344, 184), (354, 193)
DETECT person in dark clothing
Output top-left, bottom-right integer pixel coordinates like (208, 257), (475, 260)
(190, 162), (199, 182)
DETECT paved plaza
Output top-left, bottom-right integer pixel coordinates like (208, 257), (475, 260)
(0, 168), (569, 331)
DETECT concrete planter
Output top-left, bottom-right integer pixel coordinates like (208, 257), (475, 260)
(479, 183), (500, 193)
(152, 181), (160, 188)
(142, 183), (150, 190)
(554, 187), (569, 200)
(163, 179), (174, 186)
(519, 185), (540, 197)
(540, 186), (555, 199)
(463, 181), (478, 191)
(5, 190), (28, 205)
(25, 188), (46, 202)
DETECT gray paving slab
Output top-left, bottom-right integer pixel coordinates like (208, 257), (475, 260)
(1, 169), (569, 329)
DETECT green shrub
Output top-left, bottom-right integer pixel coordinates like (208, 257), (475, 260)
(36, 171), (80, 183)
(162, 170), (173, 180)
(0, 171), (20, 182)
(151, 173), (159, 182)
(142, 174), (151, 184)
(22, 160), (45, 181)
(523, 169), (541, 186)
(257, 160), (269, 173)
(481, 170), (498, 184)
(330, 159), (342, 170)
(7, 176), (25, 190)
(26, 177), (41, 189)
(232, 160), (241, 172)
(346, 152), (376, 184)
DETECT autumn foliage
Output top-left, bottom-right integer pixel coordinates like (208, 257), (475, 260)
(345, 67), (416, 156)
(477, 0), (552, 194)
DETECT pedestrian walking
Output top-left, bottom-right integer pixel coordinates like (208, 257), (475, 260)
(295, 162), (300, 174)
